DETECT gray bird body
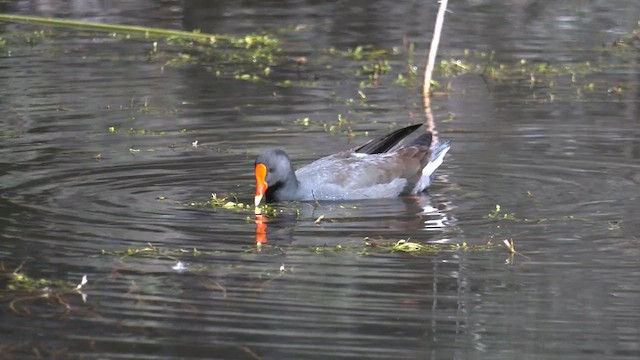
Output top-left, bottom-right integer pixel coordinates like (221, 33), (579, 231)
(254, 124), (451, 202)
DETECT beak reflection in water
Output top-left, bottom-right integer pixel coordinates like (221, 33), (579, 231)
(255, 213), (267, 245)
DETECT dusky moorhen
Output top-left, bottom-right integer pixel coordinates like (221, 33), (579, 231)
(254, 124), (451, 206)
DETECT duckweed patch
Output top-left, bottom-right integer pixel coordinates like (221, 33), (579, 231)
(326, 45), (400, 87)
(0, 130), (23, 139)
(484, 203), (579, 223)
(610, 20), (640, 50)
(188, 193), (282, 217)
(1, 263), (74, 291)
(100, 242), (205, 261)
(3, 14), (636, 98)
(159, 32), (282, 81)
(107, 126), (177, 136)
(607, 220), (622, 230)
(293, 114), (367, 139)
(189, 193), (252, 210)
(0, 262), (88, 318)
(103, 98), (180, 116)
(0, 29), (51, 48)
(274, 79), (319, 88)
(328, 45), (392, 61)
(485, 204), (519, 221)
(322, 40), (636, 98)
(0, 15), (284, 84)
(310, 237), (496, 256)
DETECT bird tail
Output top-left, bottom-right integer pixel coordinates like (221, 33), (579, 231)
(412, 140), (451, 193)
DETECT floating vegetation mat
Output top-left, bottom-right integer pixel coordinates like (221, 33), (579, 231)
(309, 238), (496, 256)
(188, 193), (283, 218)
(2, 14), (638, 96)
(0, 262), (88, 318)
(0, 14), (284, 83)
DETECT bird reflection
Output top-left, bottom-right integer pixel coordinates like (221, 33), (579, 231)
(254, 194), (455, 245)
(255, 214), (267, 244)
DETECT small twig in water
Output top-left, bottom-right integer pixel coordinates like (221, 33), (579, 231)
(423, 0), (449, 98)
(311, 190), (320, 209)
(502, 239), (530, 260)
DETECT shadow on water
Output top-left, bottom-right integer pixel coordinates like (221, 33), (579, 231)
(1, 0), (640, 359)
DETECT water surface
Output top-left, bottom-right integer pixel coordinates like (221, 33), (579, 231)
(1, 1), (639, 359)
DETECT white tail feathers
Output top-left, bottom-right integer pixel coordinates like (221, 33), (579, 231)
(411, 140), (451, 193)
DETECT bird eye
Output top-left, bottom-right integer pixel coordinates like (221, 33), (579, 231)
(268, 167), (274, 172)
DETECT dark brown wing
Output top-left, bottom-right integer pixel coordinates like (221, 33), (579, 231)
(354, 124), (422, 154)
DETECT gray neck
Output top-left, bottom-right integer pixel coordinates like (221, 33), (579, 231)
(269, 167), (300, 201)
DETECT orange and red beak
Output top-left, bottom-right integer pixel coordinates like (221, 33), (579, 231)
(254, 163), (268, 207)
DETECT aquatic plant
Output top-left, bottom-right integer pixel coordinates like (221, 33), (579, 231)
(0, 14), (284, 83)
(304, 237), (500, 257)
(0, 262), (88, 317)
(485, 204), (519, 221)
(188, 193), (281, 217)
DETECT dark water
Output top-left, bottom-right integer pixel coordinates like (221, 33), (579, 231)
(1, 1), (639, 359)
